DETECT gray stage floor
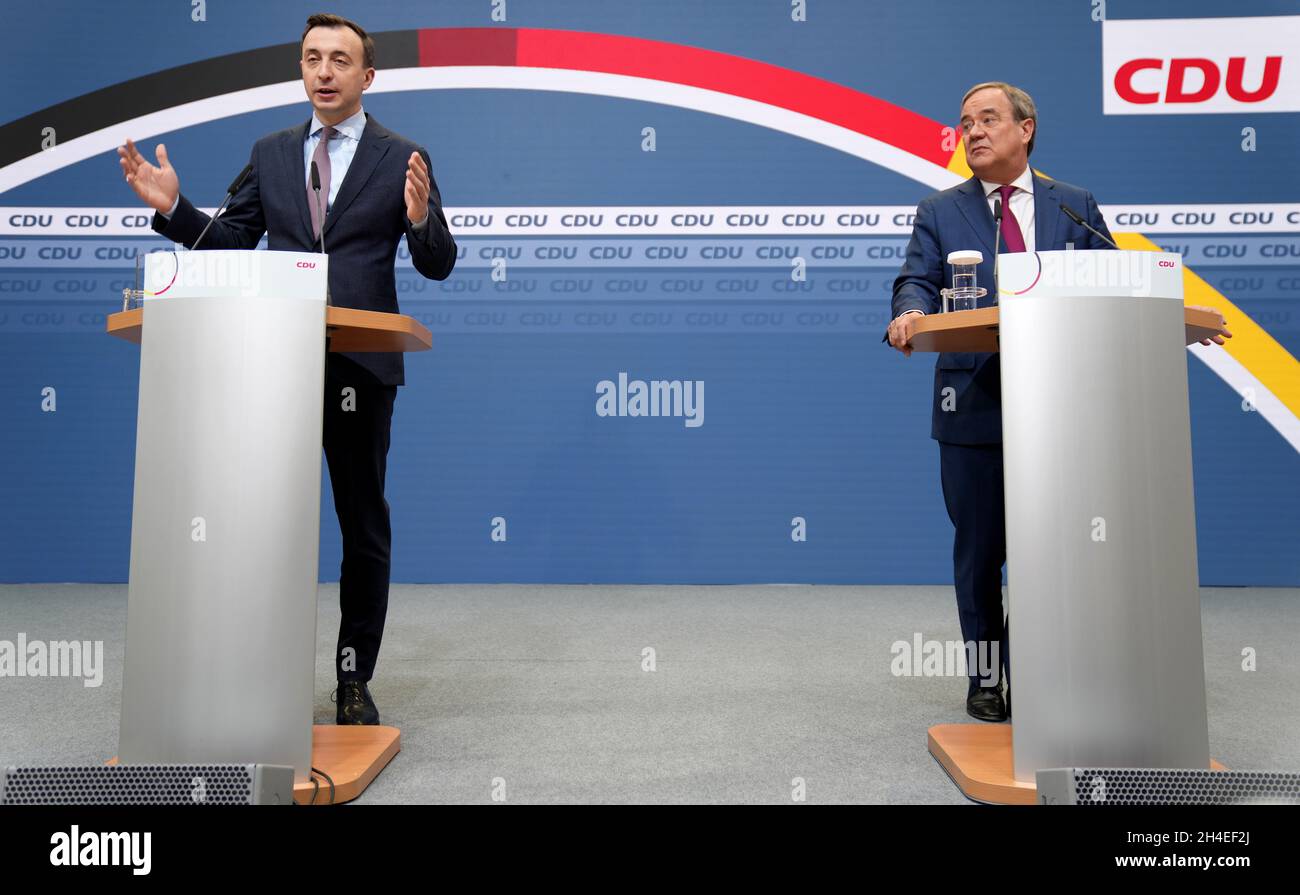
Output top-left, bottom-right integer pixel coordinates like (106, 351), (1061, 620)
(1, 584), (1295, 804)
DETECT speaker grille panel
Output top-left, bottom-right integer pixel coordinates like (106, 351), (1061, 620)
(2, 765), (258, 805)
(1068, 768), (1300, 805)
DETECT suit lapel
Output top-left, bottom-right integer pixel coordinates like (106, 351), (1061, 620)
(953, 177), (996, 258)
(1034, 173), (1061, 251)
(324, 114), (391, 235)
(285, 120), (314, 244)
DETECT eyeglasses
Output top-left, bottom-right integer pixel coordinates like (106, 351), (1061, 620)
(960, 114), (1006, 134)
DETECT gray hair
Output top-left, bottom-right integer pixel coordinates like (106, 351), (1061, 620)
(961, 81), (1037, 156)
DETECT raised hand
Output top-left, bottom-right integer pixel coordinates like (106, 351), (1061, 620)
(118, 139), (180, 214)
(404, 151), (430, 226)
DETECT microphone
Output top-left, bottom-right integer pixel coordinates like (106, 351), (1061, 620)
(991, 197), (1003, 303)
(191, 163), (253, 251)
(1061, 202), (1119, 250)
(310, 160), (327, 255)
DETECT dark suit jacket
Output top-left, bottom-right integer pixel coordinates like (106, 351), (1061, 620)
(891, 173), (1114, 444)
(152, 113), (456, 386)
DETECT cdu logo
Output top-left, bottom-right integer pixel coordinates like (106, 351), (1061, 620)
(1103, 16), (1298, 114)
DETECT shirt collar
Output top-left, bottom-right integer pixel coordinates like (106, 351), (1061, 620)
(309, 106), (367, 142)
(980, 166), (1035, 198)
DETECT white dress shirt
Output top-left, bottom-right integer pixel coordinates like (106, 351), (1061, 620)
(304, 106), (367, 208)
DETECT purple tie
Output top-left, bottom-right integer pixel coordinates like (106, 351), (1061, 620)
(308, 125), (335, 241)
(998, 184), (1026, 253)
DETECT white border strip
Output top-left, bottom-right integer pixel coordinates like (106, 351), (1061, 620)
(0, 67), (960, 195)
(0, 82), (303, 194)
(1188, 341), (1300, 453)
(4, 204), (1299, 237)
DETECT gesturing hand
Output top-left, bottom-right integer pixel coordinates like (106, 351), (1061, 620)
(405, 151), (430, 226)
(118, 139), (179, 215)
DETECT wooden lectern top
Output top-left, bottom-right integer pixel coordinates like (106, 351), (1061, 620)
(907, 306), (1224, 353)
(106, 305), (432, 353)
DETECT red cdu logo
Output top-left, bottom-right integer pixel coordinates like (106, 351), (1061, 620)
(1103, 16), (1298, 114)
(1114, 57), (1282, 105)
(296, 261), (317, 269)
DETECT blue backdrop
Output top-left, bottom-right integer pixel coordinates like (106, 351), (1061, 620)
(2, 0), (1297, 584)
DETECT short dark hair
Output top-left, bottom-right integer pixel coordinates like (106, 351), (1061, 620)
(302, 13), (375, 69)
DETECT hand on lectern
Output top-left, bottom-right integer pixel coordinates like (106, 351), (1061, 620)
(1189, 304), (1232, 346)
(887, 310), (924, 357)
(118, 139), (180, 215)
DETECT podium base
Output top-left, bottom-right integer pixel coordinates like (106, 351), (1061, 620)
(294, 725), (401, 805)
(106, 725), (400, 806)
(928, 723), (1037, 804)
(928, 724), (1225, 804)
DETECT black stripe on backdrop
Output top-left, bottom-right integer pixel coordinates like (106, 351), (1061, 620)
(1, 30), (420, 171)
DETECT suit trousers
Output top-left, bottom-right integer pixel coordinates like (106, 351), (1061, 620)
(938, 441), (1010, 693)
(322, 362), (397, 683)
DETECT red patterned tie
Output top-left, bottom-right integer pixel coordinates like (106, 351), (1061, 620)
(998, 184), (1026, 253)
(308, 125), (335, 241)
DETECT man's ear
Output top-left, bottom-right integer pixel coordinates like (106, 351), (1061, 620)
(363, 68), (375, 91)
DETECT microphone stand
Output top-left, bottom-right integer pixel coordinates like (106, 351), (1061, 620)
(310, 160), (331, 307)
(191, 163), (252, 251)
(1061, 203), (1119, 250)
(991, 196), (1003, 305)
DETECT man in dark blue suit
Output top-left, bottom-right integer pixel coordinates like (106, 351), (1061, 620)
(887, 82), (1115, 722)
(119, 14), (456, 725)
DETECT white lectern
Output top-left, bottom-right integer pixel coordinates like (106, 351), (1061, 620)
(918, 250), (1221, 803)
(117, 250), (329, 784)
(1000, 250), (1209, 781)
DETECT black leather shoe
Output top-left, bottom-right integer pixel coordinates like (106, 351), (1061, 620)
(966, 686), (1007, 722)
(335, 681), (380, 725)
(1005, 684), (1011, 720)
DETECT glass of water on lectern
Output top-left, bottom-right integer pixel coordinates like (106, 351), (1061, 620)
(941, 249), (987, 312)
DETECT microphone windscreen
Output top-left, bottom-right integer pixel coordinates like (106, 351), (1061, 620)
(226, 163), (253, 195)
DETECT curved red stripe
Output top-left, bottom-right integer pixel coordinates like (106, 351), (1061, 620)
(416, 28), (949, 167)
(419, 27), (516, 67)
